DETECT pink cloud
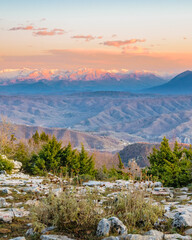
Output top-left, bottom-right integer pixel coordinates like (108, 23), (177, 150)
(122, 45), (150, 54)
(103, 39), (146, 47)
(9, 25), (65, 36)
(71, 35), (103, 41)
(9, 25), (34, 31)
(34, 28), (65, 36)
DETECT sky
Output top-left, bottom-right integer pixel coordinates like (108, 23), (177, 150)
(1, 0), (192, 74)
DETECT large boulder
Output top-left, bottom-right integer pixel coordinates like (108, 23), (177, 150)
(96, 218), (111, 237)
(172, 206), (192, 228)
(10, 160), (22, 173)
(108, 217), (127, 235)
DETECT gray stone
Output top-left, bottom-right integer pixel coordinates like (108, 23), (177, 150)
(108, 217), (127, 235)
(40, 235), (75, 240)
(9, 237), (26, 240)
(154, 182), (162, 187)
(10, 160), (22, 173)
(1, 188), (11, 194)
(25, 228), (35, 236)
(41, 226), (56, 234)
(97, 218), (111, 237)
(144, 230), (164, 240)
(0, 197), (8, 207)
(172, 207), (192, 227)
(164, 234), (191, 240)
(0, 170), (6, 174)
(0, 210), (14, 222)
(184, 229), (192, 236)
(102, 237), (119, 240)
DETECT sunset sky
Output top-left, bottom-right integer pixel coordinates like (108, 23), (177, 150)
(1, 0), (192, 74)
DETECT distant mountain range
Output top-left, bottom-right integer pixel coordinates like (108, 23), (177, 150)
(1, 91), (192, 144)
(145, 70), (192, 94)
(0, 68), (166, 94)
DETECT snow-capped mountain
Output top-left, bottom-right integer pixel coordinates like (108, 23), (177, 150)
(0, 68), (167, 94)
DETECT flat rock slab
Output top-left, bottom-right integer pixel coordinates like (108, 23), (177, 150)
(40, 235), (75, 240)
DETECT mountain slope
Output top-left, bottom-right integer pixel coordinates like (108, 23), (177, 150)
(146, 70), (192, 94)
(2, 123), (126, 152)
(2, 92), (192, 143)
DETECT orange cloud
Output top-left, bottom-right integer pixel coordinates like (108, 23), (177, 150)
(71, 35), (103, 41)
(9, 25), (65, 36)
(103, 39), (146, 47)
(34, 28), (65, 36)
(122, 45), (150, 54)
(9, 25), (34, 31)
(2, 49), (192, 74)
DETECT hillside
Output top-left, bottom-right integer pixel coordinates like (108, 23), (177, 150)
(4, 123), (126, 153)
(119, 142), (190, 167)
(146, 70), (192, 94)
(2, 92), (192, 143)
(119, 143), (159, 167)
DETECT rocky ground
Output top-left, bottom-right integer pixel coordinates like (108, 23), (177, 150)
(0, 172), (192, 240)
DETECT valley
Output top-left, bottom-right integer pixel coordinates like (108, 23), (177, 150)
(1, 92), (192, 144)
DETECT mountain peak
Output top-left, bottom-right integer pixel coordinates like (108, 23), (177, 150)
(145, 70), (192, 94)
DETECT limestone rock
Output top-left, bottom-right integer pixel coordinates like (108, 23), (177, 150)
(108, 217), (127, 235)
(96, 218), (111, 237)
(172, 207), (192, 228)
(25, 228), (35, 236)
(164, 234), (191, 240)
(9, 237), (26, 240)
(10, 160), (22, 173)
(0, 197), (8, 207)
(185, 229), (192, 236)
(40, 235), (75, 240)
(144, 230), (164, 240)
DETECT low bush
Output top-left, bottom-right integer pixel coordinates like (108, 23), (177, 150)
(31, 189), (164, 239)
(107, 191), (164, 232)
(0, 155), (14, 173)
(31, 190), (103, 238)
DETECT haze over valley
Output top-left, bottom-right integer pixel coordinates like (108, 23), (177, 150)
(1, 70), (192, 146)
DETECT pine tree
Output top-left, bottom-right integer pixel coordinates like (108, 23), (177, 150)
(78, 144), (95, 175)
(118, 153), (124, 169)
(148, 137), (192, 187)
(32, 131), (40, 145)
(38, 136), (62, 172)
(40, 131), (49, 142)
(59, 143), (80, 175)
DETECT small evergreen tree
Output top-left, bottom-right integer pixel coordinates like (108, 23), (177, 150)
(59, 143), (80, 176)
(148, 137), (192, 187)
(40, 131), (49, 142)
(78, 144), (95, 175)
(32, 131), (40, 145)
(39, 136), (61, 172)
(118, 153), (124, 169)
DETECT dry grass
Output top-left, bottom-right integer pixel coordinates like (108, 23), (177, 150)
(31, 188), (164, 239)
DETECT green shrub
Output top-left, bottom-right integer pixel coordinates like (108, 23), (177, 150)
(31, 190), (102, 237)
(31, 189), (164, 239)
(107, 191), (164, 232)
(0, 155), (14, 173)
